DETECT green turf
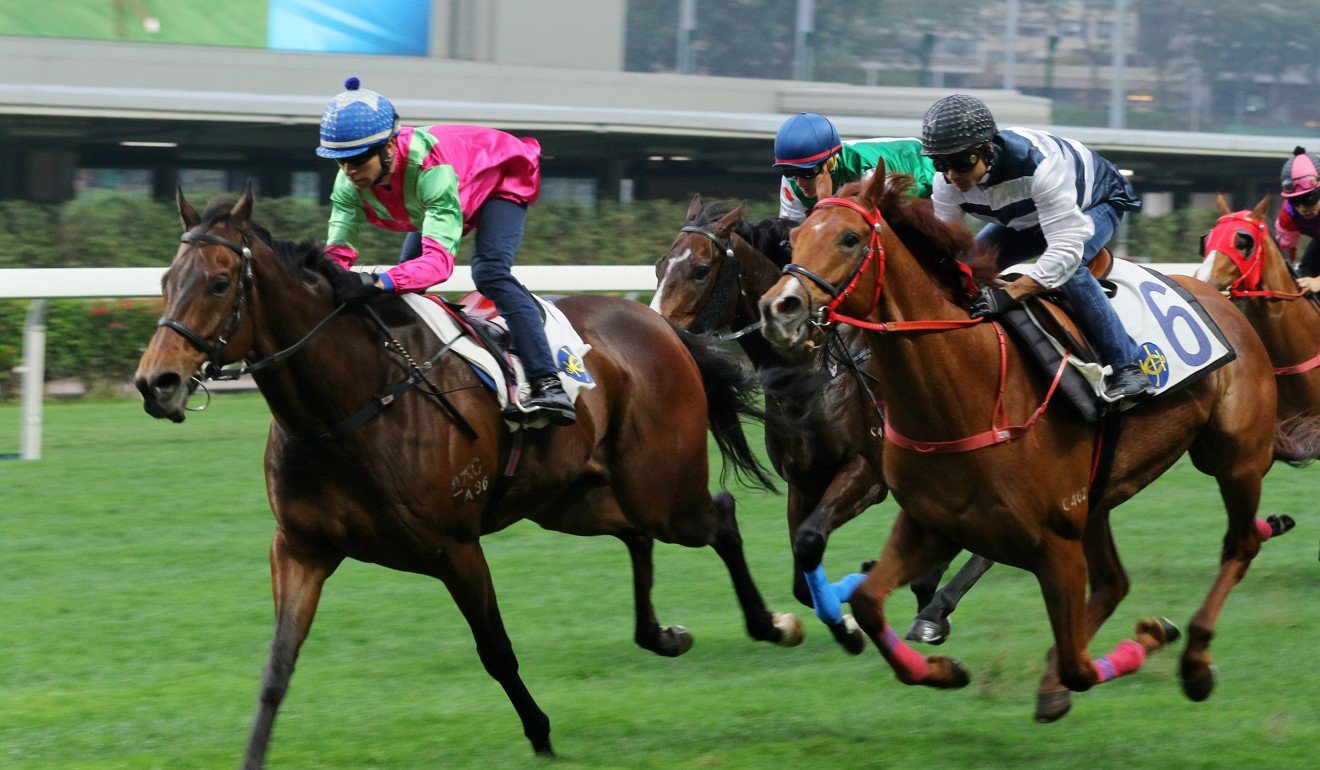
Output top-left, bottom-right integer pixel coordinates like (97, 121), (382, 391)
(0, 1), (267, 47)
(1, 394), (1317, 768)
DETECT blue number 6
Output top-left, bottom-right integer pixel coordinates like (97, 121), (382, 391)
(1139, 281), (1211, 366)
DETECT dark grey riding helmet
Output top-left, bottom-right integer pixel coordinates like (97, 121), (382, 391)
(920, 94), (998, 157)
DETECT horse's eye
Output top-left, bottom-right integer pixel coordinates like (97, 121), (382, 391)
(692, 265), (711, 282)
(842, 233), (861, 248)
(1235, 233), (1253, 256)
(210, 276), (232, 296)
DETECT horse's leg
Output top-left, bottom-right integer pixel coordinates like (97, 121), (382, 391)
(786, 485), (817, 607)
(1033, 536), (1177, 709)
(848, 510), (968, 688)
(618, 531), (694, 657)
(709, 491), (805, 647)
(1180, 470), (1265, 702)
(906, 555), (996, 646)
(906, 557), (952, 615)
(434, 540), (553, 755)
(242, 529), (342, 770)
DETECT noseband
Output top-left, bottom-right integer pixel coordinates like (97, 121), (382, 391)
(780, 197), (886, 327)
(156, 231), (254, 379)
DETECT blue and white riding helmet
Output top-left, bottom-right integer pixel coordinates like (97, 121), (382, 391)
(316, 77), (400, 159)
(772, 112), (842, 170)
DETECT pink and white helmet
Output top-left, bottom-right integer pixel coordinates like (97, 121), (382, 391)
(1280, 146), (1320, 198)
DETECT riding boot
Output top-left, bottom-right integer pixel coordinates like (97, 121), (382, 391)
(1103, 362), (1150, 400)
(508, 374), (576, 426)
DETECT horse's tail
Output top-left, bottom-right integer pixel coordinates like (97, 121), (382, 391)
(1273, 415), (1320, 467)
(670, 323), (779, 493)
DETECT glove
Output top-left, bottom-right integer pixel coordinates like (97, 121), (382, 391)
(323, 262), (384, 304)
(968, 286), (1015, 318)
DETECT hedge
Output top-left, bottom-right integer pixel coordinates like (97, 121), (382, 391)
(0, 193), (1224, 399)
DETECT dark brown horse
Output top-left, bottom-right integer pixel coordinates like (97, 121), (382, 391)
(1196, 196), (1320, 421)
(652, 194), (991, 649)
(134, 186), (803, 766)
(758, 167), (1320, 721)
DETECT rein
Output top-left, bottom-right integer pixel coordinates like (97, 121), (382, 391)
(783, 196), (1066, 453)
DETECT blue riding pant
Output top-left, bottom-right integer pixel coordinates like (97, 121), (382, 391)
(400, 199), (556, 378)
(974, 204), (1141, 368)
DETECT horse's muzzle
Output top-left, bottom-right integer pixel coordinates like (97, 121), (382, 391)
(758, 281), (811, 349)
(135, 370), (189, 422)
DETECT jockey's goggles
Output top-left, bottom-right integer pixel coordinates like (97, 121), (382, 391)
(932, 150), (982, 173)
(784, 164), (826, 180)
(1282, 174), (1320, 194)
(335, 147), (379, 168)
(1293, 189), (1320, 207)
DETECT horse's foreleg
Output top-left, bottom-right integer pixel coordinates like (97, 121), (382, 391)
(791, 456), (882, 574)
(618, 531), (694, 657)
(436, 540), (553, 755)
(243, 529), (341, 770)
(1181, 472), (1264, 702)
(905, 554), (994, 645)
(849, 510), (966, 688)
(709, 492), (804, 647)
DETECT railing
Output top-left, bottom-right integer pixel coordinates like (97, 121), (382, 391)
(0, 262), (1199, 460)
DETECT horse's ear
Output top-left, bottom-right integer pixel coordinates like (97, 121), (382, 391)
(686, 193), (703, 222)
(230, 178), (256, 226)
(1215, 195), (1231, 216)
(176, 186), (200, 231)
(860, 157), (888, 210)
(1252, 195), (1270, 220)
(714, 202), (745, 236)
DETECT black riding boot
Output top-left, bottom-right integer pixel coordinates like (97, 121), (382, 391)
(512, 374), (576, 426)
(1103, 362), (1149, 400)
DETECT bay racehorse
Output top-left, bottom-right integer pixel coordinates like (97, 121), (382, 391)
(134, 186), (803, 766)
(1196, 196), (1320, 421)
(652, 194), (991, 649)
(757, 167), (1320, 721)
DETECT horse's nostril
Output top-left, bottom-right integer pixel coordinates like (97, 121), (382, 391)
(773, 295), (804, 317)
(150, 372), (183, 399)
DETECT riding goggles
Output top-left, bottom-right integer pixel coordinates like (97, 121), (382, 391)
(1282, 174), (1320, 194)
(1291, 188), (1320, 207)
(784, 164), (825, 180)
(931, 150), (982, 173)
(336, 147), (378, 168)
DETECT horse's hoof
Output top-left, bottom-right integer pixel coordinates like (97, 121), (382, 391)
(1136, 616), (1180, 649)
(656, 625), (694, 657)
(1034, 690), (1073, 723)
(927, 655), (970, 689)
(1267, 514), (1296, 538)
(1181, 663), (1218, 702)
(832, 614), (866, 656)
(904, 617), (951, 646)
(773, 612), (805, 647)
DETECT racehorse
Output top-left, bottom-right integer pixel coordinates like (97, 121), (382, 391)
(134, 185), (803, 766)
(757, 167), (1320, 721)
(652, 194), (991, 649)
(1196, 196), (1320, 421)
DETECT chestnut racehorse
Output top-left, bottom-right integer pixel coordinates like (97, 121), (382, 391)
(758, 167), (1319, 721)
(1196, 196), (1320, 421)
(135, 186), (802, 767)
(652, 194), (992, 649)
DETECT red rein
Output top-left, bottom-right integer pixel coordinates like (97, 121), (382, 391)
(809, 197), (1067, 453)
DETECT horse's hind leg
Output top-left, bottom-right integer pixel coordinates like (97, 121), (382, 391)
(243, 529), (342, 770)
(432, 540), (553, 755)
(709, 491), (805, 646)
(618, 531), (694, 657)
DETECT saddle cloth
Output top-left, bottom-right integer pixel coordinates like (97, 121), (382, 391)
(1006, 259), (1236, 417)
(401, 292), (595, 426)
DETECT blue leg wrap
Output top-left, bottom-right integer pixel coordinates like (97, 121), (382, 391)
(805, 566), (866, 626)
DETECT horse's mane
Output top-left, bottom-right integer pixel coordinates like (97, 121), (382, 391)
(693, 199), (794, 267)
(199, 196), (326, 276)
(835, 177), (984, 298)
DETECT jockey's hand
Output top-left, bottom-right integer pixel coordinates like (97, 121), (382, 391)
(1298, 275), (1320, 294)
(968, 286), (1015, 318)
(322, 262), (384, 304)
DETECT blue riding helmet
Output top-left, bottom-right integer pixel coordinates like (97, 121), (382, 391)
(773, 112), (842, 170)
(316, 77), (400, 159)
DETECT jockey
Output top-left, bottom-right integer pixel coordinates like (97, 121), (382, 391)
(773, 112), (936, 225)
(316, 77), (575, 426)
(1273, 146), (1320, 294)
(921, 94), (1149, 401)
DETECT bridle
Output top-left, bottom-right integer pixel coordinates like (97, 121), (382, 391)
(157, 229), (348, 382)
(677, 224), (760, 340)
(780, 197), (885, 328)
(1203, 212), (1307, 301)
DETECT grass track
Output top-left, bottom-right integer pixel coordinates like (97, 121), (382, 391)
(1, 394), (1317, 768)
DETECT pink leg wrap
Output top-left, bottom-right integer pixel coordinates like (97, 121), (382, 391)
(879, 622), (929, 682)
(1254, 516), (1273, 541)
(1092, 639), (1146, 683)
